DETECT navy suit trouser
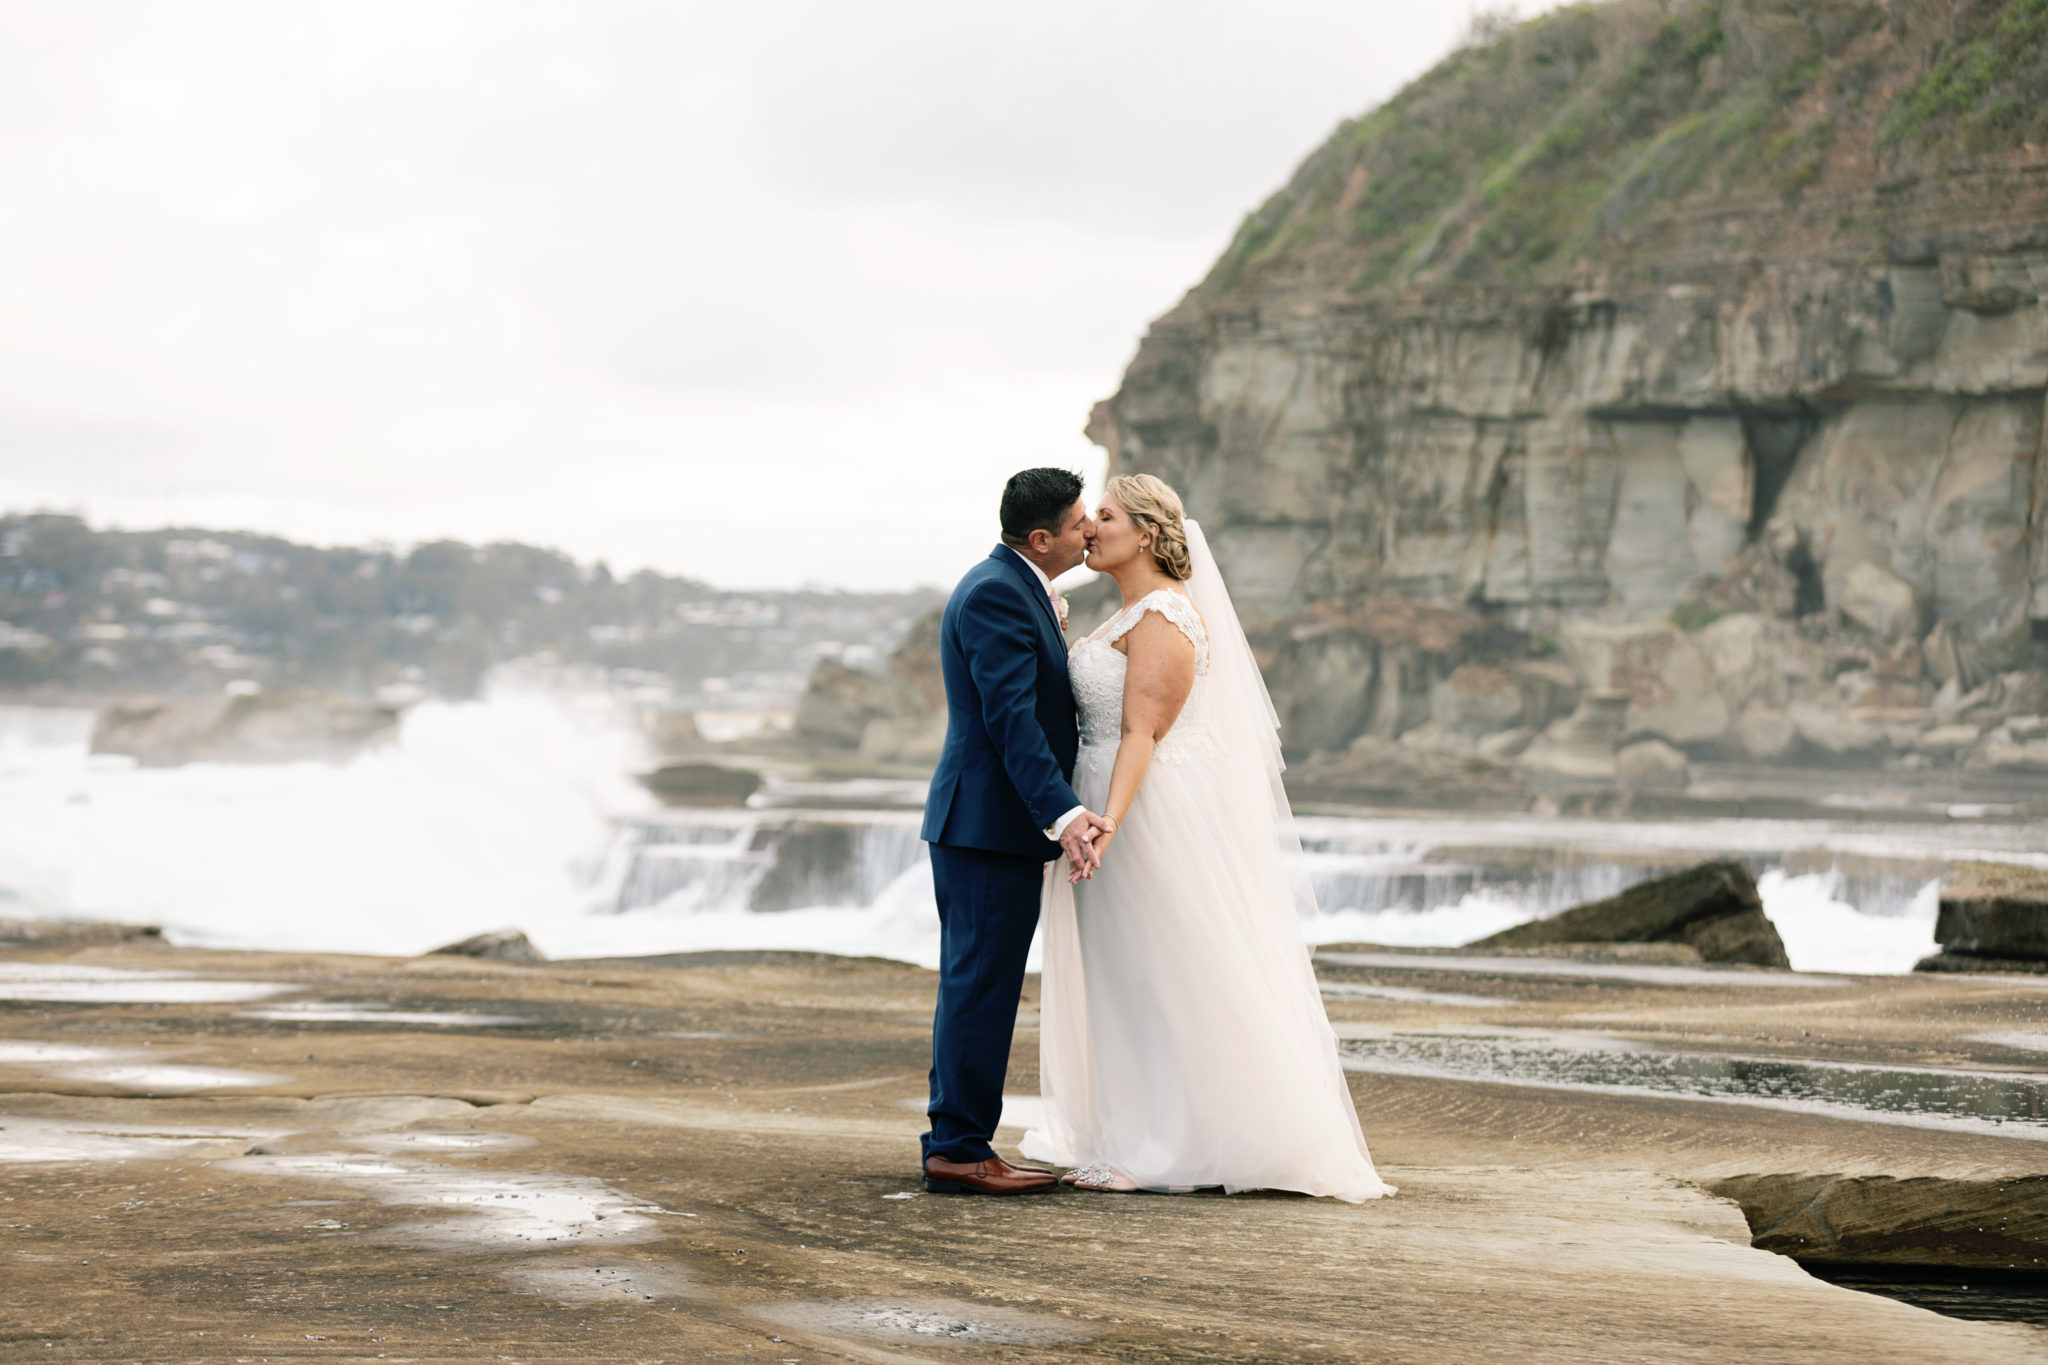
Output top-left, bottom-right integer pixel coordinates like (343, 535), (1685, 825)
(922, 842), (1044, 1164)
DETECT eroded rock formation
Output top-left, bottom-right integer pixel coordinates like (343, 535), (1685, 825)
(1090, 0), (2048, 776)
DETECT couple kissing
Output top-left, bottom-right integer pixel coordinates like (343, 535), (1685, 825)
(918, 467), (1394, 1202)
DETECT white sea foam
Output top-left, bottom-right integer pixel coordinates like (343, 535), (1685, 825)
(0, 696), (2026, 977)
(0, 694), (654, 958)
(1756, 868), (1940, 974)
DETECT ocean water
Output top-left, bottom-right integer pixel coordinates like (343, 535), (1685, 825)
(0, 693), (2031, 975)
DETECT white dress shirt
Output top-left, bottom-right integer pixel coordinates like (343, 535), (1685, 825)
(1004, 544), (1088, 843)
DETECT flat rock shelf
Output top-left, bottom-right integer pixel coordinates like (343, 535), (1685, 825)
(8, 941), (2048, 1360)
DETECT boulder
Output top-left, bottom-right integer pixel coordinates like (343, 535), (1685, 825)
(1558, 621), (1728, 746)
(637, 763), (762, 807)
(0, 918), (162, 949)
(1919, 620), (1979, 691)
(1429, 664), (1527, 737)
(1615, 739), (1688, 792)
(1992, 672), (2048, 721)
(428, 928), (545, 963)
(1838, 562), (1923, 641)
(1731, 703), (1798, 761)
(644, 708), (708, 757)
(792, 661), (919, 748)
(1963, 727), (2048, 772)
(1786, 701), (1886, 758)
(1472, 861), (1790, 968)
(91, 690), (400, 767)
(1515, 692), (1629, 781)
(1694, 613), (1821, 716)
(791, 609), (947, 752)
(1505, 659), (1579, 729)
(1912, 863), (2048, 972)
(1476, 726), (1537, 761)
(1397, 721), (1478, 753)
(1910, 723), (1980, 756)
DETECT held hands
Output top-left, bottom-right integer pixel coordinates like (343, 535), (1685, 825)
(1061, 812), (1117, 884)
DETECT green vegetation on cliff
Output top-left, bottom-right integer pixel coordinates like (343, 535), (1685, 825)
(1208, 0), (2045, 296)
(1881, 0), (2048, 153)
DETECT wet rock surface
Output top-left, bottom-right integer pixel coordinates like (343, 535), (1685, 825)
(1472, 860), (1791, 967)
(1925, 863), (2048, 971)
(636, 762), (764, 807)
(90, 690), (400, 767)
(427, 928), (547, 964)
(7, 942), (2048, 1359)
(1713, 1173), (2048, 1272)
(0, 919), (161, 950)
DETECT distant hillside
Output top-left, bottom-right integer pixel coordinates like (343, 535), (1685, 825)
(0, 513), (939, 702)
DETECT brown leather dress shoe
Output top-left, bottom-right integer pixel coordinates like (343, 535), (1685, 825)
(922, 1153), (1059, 1195)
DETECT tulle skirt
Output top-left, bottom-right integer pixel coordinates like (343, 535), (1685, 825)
(1022, 737), (1395, 1202)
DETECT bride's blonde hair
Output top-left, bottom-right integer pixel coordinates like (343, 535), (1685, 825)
(1106, 474), (1192, 581)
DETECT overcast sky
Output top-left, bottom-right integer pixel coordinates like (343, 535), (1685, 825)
(0, 1), (1510, 589)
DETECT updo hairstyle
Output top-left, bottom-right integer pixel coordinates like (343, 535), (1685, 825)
(1106, 473), (1192, 581)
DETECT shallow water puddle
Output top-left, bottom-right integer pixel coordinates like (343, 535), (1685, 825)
(0, 1040), (292, 1092)
(1968, 1030), (2048, 1053)
(0, 1114), (273, 1162)
(500, 1256), (696, 1302)
(0, 962), (293, 1004)
(236, 1001), (530, 1027)
(1315, 951), (1853, 989)
(1341, 1028), (2048, 1138)
(351, 1130), (536, 1156)
(221, 1150), (677, 1251)
(750, 1297), (1096, 1347)
(1318, 982), (1515, 1008)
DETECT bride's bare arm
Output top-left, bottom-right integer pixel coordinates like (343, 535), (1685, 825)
(1077, 612), (1195, 878)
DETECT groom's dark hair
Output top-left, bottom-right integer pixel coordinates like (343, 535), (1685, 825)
(999, 467), (1085, 546)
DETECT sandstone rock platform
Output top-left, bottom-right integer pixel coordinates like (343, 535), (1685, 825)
(6, 939), (2048, 1360)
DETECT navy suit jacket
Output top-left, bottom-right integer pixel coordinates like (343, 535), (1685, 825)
(919, 545), (1081, 860)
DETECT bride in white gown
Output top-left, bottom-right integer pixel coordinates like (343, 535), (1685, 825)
(1022, 474), (1394, 1202)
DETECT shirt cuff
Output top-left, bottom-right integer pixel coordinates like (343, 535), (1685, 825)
(1044, 805), (1088, 841)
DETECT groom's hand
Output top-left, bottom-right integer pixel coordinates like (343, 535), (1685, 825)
(1059, 811), (1113, 879)
(1067, 821), (1118, 884)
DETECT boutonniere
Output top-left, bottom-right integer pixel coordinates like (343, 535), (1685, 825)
(1054, 594), (1070, 632)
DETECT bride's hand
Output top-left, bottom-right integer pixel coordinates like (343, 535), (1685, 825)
(1068, 821), (1116, 883)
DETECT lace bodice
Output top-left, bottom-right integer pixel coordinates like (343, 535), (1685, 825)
(1068, 589), (1214, 764)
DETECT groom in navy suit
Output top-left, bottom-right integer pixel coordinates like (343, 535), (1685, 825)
(919, 468), (1112, 1195)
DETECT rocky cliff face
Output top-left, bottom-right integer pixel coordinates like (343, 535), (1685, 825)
(1091, 0), (2048, 774)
